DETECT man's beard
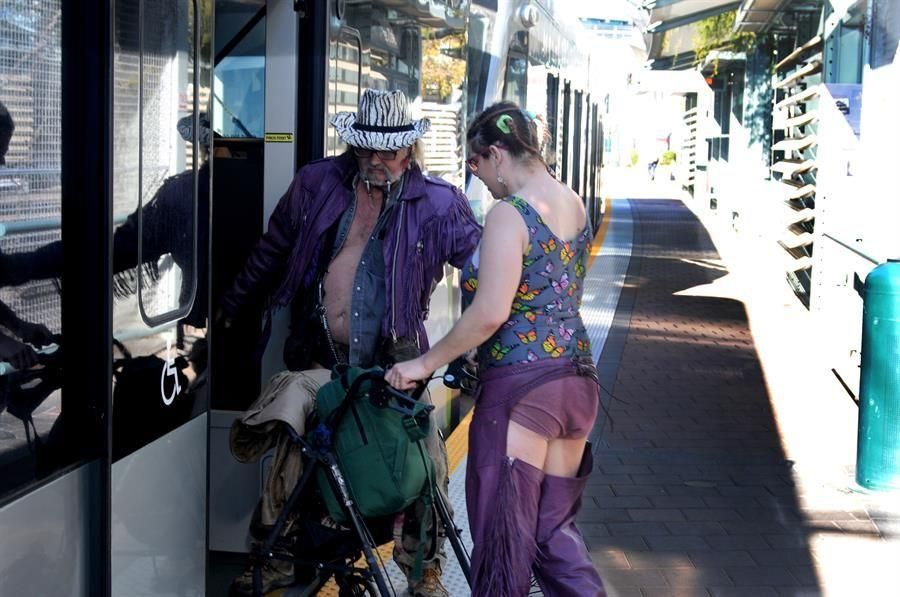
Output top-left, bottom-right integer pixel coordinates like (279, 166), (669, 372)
(362, 166), (405, 195)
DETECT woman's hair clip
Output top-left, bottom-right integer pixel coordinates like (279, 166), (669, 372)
(496, 114), (514, 134)
(522, 110), (537, 122)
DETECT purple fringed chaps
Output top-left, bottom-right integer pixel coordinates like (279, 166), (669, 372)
(466, 359), (605, 596)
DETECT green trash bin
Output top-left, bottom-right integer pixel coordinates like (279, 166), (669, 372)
(856, 259), (900, 491)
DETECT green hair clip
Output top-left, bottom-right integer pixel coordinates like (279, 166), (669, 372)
(496, 114), (513, 134)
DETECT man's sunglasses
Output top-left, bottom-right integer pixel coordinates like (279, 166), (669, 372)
(353, 147), (409, 161)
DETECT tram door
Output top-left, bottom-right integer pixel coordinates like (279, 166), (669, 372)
(109, 0), (213, 594)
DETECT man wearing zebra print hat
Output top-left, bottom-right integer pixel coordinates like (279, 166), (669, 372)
(222, 89), (480, 596)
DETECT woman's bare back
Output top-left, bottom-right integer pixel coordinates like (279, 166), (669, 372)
(515, 178), (587, 242)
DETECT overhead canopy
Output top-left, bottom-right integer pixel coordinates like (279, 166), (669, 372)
(645, 0), (741, 33)
(642, 0), (742, 69)
(734, 0), (796, 32)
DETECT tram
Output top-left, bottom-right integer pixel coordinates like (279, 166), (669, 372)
(0, 1), (602, 594)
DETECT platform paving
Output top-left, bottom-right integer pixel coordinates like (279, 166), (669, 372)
(583, 197), (900, 597)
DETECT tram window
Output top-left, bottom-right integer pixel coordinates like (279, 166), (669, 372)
(134, 0), (201, 325)
(572, 90), (583, 195)
(328, 28), (362, 156)
(561, 81), (571, 185)
(0, 0), (67, 498)
(344, 3), (425, 99)
(504, 52), (527, 107)
(545, 73), (560, 172)
(421, 26), (468, 188)
(466, 14), (491, 119)
(111, 0), (212, 461)
(214, 1), (266, 138)
(331, 0), (467, 181)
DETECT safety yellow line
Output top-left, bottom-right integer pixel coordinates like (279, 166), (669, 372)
(447, 410), (473, 474)
(586, 197), (612, 271)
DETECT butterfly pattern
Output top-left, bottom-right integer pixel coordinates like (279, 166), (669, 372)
(460, 194), (593, 369)
(515, 328), (538, 344)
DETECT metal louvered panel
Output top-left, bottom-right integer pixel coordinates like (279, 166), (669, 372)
(773, 135), (817, 152)
(679, 99), (699, 190)
(775, 60), (823, 89)
(781, 179), (816, 201)
(775, 35), (823, 70)
(784, 110), (818, 129)
(771, 159), (816, 177)
(772, 32), (821, 306)
(785, 254), (813, 273)
(420, 101), (464, 188)
(775, 85), (820, 110)
(782, 204), (816, 225)
(779, 231), (814, 250)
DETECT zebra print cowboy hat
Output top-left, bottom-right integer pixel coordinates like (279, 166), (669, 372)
(330, 89), (431, 151)
(177, 112), (212, 148)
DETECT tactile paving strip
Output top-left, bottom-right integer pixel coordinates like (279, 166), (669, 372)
(581, 199), (634, 362)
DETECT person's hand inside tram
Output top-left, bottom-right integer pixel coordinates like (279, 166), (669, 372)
(0, 331), (40, 370)
(0, 298), (57, 369)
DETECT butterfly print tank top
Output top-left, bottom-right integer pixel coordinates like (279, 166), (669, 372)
(460, 195), (593, 370)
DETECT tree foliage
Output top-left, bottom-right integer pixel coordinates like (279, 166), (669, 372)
(693, 10), (757, 72)
(421, 31), (466, 102)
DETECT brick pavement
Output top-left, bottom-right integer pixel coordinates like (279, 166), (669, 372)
(582, 199), (897, 597)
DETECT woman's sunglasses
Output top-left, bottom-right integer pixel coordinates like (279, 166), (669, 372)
(353, 147), (409, 161)
(465, 149), (492, 173)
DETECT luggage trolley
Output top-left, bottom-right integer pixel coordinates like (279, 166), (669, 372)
(248, 365), (472, 597)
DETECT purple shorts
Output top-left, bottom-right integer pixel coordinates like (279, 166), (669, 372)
(510, 374), (599, 440)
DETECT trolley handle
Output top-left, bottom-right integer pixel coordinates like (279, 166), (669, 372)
(338, 367), (435, 420)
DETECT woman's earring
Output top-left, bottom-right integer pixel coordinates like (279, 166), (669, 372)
(497, 175), (505, 185)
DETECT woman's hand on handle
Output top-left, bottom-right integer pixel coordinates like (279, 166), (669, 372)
(385, 357), (431, 392)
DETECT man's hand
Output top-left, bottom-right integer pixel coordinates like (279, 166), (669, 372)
(0, 333), (39, 370)
(385, 356), (431, 392)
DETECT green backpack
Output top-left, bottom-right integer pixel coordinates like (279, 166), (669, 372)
(313, 366), (435, 524)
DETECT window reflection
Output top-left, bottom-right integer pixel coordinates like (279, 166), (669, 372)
(328, 29), (361, 156)
(0, 0), (65, 498)
(332, 0), (468, 187)
(110, 0), (211, 460)
(504, 52), (528, 107)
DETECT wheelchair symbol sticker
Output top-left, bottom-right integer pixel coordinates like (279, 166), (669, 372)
(160, 338), (181, 406)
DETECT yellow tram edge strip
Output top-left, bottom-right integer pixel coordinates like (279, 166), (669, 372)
(586, 197), (612, 271)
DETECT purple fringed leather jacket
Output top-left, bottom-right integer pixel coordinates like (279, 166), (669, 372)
(221, 152), (481, 353)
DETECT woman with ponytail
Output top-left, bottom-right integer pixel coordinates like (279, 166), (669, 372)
(387, 101), (605, 596)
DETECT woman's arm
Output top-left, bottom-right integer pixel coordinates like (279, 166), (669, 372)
(386, 201), (526, 390)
